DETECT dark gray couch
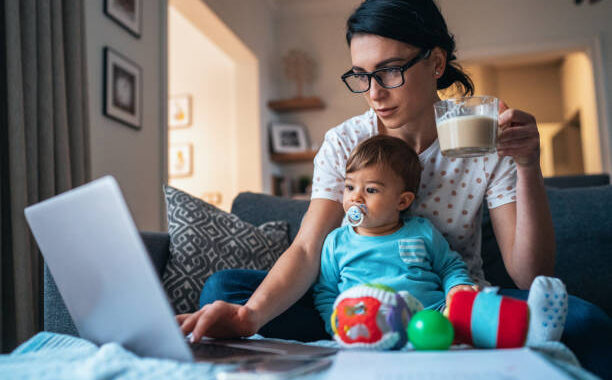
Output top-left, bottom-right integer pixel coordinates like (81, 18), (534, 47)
(43, 175), (611, 375)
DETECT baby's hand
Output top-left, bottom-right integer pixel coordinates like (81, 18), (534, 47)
(446, 284), (479, 307)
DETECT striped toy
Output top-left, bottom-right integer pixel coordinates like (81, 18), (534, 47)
(447, 289), (529, 348)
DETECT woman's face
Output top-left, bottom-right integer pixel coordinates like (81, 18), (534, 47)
(349, 34), (443, 129)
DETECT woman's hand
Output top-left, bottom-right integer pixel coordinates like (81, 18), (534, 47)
(176, 301), (260, 343)
(497, 101), (541, 167)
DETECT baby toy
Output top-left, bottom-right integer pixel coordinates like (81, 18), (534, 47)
(447, 277), (568, 349)
(330, 284), (423, 350)
(407, 309), (454, 350)
(446, 288), (529, 348)
(347, 204), (367, 227)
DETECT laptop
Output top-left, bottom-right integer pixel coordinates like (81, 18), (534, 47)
(24, 176), (336, 363)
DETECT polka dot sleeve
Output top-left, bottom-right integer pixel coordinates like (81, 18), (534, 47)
(485, 156), (517, 209)
(311, 133), (346, 203)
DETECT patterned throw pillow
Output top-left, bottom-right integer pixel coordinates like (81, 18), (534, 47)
(162, 185), (289, 313)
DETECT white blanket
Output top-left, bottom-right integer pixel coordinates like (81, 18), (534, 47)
(0, 332), (600, 380)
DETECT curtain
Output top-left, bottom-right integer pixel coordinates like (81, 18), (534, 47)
(1, 0), (90, 352)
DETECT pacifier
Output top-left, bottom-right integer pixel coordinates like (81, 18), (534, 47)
(347, 204), (367, 227)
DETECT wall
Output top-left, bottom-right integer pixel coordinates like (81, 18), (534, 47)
(464, 61), (565, 124)
(465, 65), (497, 98)
(275, 2), (367, 149)
(267, 2), (368, 182)
(495, 62), (564, 124)
(85, 0), (167, 231)
(168, 7), (235, 211)
(170, 0), (263, 205)
(561, 52), (602, 174)
(199, 0), (280, 192)
(464, 61), (571, 176)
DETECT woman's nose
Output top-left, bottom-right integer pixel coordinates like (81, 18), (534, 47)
(368, 78), (386, 101)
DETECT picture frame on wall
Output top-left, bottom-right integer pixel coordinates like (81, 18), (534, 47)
(270, 123), (310, 153)
(104, 0), (142, 38)
(103, 47), (142, 129)
(169, 143), (194, 178)
(169, 94), (192, 129)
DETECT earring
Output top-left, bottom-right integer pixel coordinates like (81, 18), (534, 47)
(435, 71), (440, 75)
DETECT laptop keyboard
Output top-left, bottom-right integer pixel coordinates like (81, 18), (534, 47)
(190, 342), (274, 360)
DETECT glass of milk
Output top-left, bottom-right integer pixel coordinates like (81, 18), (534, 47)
(434, 96), (499, 158)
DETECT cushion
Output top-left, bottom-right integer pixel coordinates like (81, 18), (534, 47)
(231, 192), (310, 242)
(546, 185), (612, 315)
(162, 186), (290, 313)
(543, 174), (609, 189)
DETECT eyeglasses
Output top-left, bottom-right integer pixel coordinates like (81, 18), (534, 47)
(341, 49), (431, 93)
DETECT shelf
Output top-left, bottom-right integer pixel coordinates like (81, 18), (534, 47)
(270, 150), (317, 163)
(267, 96), (325, 112)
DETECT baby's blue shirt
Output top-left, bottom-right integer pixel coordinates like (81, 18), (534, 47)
(314, 216), (474, 335)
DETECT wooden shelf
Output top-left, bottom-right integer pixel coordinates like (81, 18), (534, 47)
(267, 96), (325, 113)
(270, 150), (317, 163)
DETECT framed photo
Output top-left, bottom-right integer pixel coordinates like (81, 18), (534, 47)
(169, 143), (194, 178)
(169, 95), (192, 128)
(104, 0), (142, 38)
(270, 123), (310, 153)
(103, 47), (142, 129)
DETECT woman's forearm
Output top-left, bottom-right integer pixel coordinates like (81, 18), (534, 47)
(511, 162), (556, 288)
(245, 241), (321, 330)
(245, 199), (344, 331)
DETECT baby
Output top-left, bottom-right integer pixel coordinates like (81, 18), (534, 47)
(313, 135), (476, 335)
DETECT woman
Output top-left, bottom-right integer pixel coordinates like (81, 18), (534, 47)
(179, 0), (609, 374)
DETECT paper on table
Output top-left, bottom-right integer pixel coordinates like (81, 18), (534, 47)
(323, 347), (571, 380)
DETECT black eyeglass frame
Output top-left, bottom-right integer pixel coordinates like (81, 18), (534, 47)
(341, 49), (432, 93)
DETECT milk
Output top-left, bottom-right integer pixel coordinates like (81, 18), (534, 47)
(436, 115), (497, 158)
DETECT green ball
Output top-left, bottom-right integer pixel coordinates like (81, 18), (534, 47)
(408, 309), (454, 350)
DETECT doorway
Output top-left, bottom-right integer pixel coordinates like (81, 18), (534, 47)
(167, 0), (262, 211)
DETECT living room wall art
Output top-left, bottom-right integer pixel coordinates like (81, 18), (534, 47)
(168, 94), (192, 128)
(103, 47), (142, 129)
(104, 0), (142, 38)
(169, 143), (193, 178)
(270, 122), (310, 153)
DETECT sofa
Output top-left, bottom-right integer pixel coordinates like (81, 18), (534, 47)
(43, 174), (611, 376)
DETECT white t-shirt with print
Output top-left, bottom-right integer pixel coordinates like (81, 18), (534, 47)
(311, 109), (517, 286)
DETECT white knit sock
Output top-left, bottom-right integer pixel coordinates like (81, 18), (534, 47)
(526, 276), (568, 345)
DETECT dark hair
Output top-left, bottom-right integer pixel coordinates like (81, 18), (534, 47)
(346, 0), (474, 96)
(346, 135), (422, 194)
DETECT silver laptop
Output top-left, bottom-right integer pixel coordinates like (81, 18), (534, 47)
(24, 176), (336, 363)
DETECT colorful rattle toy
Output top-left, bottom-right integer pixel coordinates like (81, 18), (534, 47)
(446, 288), (529, 348)
(330, 284), (423, 350)
(347, 204), (367, 227)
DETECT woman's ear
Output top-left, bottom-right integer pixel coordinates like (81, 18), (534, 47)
(398, 191), (416, 211)
(431, 47), (447, 79)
